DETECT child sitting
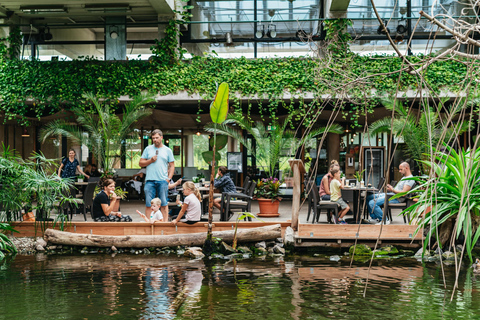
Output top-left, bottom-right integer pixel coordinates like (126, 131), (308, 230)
(137, 198), (163, 223)
(172, 181), (202, 225)
(329, 167), (350, 224)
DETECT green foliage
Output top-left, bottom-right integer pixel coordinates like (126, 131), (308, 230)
(0, 49), (475, 125)
(0, 26), (21, 62)
(323, 19), (353, 58)
(0, 222), (18, 259)
(210, 82), (229, 124)
(149, 6), (193, 66)
(254, 177), (282, 200)
(0, 145), (75, 227)
(39, 92), (155, 174)
(232, 212), (260, 250)
(400, 145), (480, 262)
(205, 111), (343, 176)
(369, 98), (472, 172)
(93, 186), (128, 200)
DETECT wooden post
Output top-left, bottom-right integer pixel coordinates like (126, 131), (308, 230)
(289, 159), (305, 231)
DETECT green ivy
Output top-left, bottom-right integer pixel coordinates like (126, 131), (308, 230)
(323, 19), (353, 59)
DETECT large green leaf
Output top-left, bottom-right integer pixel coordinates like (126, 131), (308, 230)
(202, 151), (221, 164)
(209, 135), (228, 150)
(210, 82), (229, 124)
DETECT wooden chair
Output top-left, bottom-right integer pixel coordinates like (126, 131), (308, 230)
(306, 181), (339, 224)
(382, 182), (417, 224)
(219, 182), (256, 221)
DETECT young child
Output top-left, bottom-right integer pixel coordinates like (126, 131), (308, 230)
(329, 167), (350, 224)
(172, 181), (202, 225)
(137, 198), (163, 223)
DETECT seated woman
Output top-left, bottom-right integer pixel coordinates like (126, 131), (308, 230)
(172, 181), (202, 225)
(92, 178), (131, 222)
(212, 166), (236, 211)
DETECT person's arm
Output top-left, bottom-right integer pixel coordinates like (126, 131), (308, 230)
(139, 156), (156, 167)
(322, 176), (331, 195)
(58, 163), (64, 177)
(214, 175), (225, 188)
(172, 203), (188, 225)
(136, 210), (150, 222)
(100, 195), (119, 217)
(169, 178), (182, 189)
(76, 165), (90, 179)
(167, 161), (175, 182)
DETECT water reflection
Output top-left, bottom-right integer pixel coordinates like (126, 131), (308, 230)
(1, 255), (480, 319)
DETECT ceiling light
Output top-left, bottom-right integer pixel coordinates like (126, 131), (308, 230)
(85, 3), (130, 12)
(256, 25), (265, 38)
(196, 130), (201, 136)
(296, 29), (307, 38)
(225, 32), (234, 46)
(396, 24), (407, 34)
(20, 5), (66, 14)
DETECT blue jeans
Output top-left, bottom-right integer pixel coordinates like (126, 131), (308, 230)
(366, 193), (399, 221)
(144, 180), (169, 208)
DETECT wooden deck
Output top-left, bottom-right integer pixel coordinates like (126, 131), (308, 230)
(10, 221), (423, 249)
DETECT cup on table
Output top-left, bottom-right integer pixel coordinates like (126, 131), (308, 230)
(350, 183), (355, 187)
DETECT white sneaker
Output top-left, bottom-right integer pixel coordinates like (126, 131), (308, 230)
(368, 218), (379, 224)
(375, 219), (390, 225)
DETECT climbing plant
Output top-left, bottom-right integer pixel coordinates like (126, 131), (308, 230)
(0, 26), (22, 62)
(323, 19), (353, 59)
(149, 5), (193, 66)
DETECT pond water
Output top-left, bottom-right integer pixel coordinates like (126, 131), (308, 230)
(1, 254), (480, 319)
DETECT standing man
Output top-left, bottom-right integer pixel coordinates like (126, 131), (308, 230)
(139, 129), (175, 221)
(366, 162), (415, 225)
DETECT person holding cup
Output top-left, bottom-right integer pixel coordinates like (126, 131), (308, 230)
(92, 178), (124, 222)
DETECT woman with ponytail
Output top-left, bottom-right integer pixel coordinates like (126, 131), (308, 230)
(172, 181), (202, 225)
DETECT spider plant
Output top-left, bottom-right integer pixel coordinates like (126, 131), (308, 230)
(401, 145), (480, 262)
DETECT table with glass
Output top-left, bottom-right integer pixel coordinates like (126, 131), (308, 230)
(342, 185), (378, 223)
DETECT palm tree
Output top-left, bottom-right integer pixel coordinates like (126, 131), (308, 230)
(40, 92), (155, 175)
(205, 112), (344, 177)
(369, 98), (471, 173)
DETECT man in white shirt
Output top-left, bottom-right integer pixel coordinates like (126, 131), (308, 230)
(366, 162), (415, 224)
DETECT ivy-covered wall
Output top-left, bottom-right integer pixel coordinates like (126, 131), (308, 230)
(0, 54), (472, 124)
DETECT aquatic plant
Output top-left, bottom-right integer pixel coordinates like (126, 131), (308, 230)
(0, 222), (17, 259)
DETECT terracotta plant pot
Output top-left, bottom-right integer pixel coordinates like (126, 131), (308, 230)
(257, 198), (281, 217)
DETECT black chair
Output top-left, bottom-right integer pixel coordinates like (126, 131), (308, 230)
(88, 176), (100, 183)
(219, 182), (256, 221)
(383, 182), (417, 224)
(70, 182), (97, 221)
(125, 180), (144, 201)
(305, 181), (339, 224)
(236, 176), (251, 193)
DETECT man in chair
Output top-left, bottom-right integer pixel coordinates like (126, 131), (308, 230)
(366, 162), (414, 225)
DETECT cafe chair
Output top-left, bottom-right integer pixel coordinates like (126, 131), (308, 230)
(69, 182), (96, 221)
(236, 176), (251, 193)
(219, 182), (256, 221)
(381, 182), (417, 224)
(306, 181), (339, 224)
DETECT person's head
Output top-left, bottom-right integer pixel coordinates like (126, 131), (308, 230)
(84, 164), (92, 173)
(218, 166), (228, 176)
(92, 164), (97, 170)
(182, 181), (201, 201)
(330, 167), (340, 179)
(101, 178), (116, 194)
(331, 160), (339, 167)
(150, 198), (162, 212)
(68, 149), (76, 158)
(151, 129), (163, 147)
(399, 162), (411, 176)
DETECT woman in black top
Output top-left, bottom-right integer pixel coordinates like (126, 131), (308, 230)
(58, 149), (90, 180)
(92, 178), (122, 221)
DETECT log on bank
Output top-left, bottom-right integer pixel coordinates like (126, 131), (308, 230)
(44, 224), (282, 248)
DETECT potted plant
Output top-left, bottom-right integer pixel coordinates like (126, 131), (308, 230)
(254, 177), (282, 217)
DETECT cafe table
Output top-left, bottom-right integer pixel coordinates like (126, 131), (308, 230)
(342, 186), (378, 223)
